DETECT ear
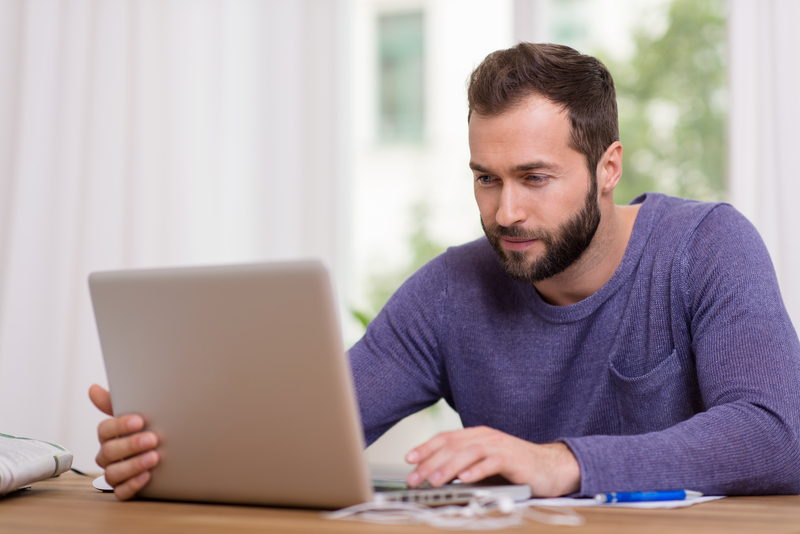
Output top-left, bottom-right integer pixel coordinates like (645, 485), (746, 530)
(596, 142), (623, 194)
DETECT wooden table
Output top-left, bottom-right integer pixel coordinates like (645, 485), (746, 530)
(2, 472), (800, 533)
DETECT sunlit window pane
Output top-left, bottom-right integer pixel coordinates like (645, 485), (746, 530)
(544, 0), (728, 204)
(378, 11), (425, 142)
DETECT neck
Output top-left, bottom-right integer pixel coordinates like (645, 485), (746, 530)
(533, 198), (640, 306)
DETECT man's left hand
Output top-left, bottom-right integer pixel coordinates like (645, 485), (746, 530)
(404, 426), (581, 497)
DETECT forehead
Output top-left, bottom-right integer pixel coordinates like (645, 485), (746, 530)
(468, 94), (577, 166)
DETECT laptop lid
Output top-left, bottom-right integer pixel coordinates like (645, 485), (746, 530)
(89, 260), (373, 509)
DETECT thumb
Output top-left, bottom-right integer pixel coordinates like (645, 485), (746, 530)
(89, 384), (114, 416)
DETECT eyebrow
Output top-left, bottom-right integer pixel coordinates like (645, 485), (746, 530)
(469, 160), (556, 173)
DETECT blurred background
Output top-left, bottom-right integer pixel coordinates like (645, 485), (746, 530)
(0, 0), (798, 473)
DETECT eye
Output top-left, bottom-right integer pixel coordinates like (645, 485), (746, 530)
(476, 175), (494, 185)
(526, 174), (548, 184)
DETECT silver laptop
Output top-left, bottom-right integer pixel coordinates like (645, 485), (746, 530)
(88, 260), (531, 509)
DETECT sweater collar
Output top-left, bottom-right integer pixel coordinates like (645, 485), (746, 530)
(513, 192), (662, 323)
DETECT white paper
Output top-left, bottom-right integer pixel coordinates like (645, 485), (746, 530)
(0, 434), (73, 495)
(517, 495), (724, 509)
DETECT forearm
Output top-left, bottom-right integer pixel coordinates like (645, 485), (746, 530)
(349, 255), (451, 446)
(563, 402), (800, 496)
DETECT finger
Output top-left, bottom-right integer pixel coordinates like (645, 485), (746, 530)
(405, 433), (461, 487)
(89, 384), (114, 416)
(457, 455), (504, 484)
(96, 431), (158, 468)
(406, 427), (506, 487)
(104, 449), (160, 488)
(406, 449), (452, 487)
(406, 434), (484, 487)
(97, 414), (145, 444)
(113, 471), (152, 501)
(425, 443), (491, 487)
(405, 433), (449, 465)
(405, 426), (491, 465)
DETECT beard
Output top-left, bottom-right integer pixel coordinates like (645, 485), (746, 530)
(482, 179), (601, 284)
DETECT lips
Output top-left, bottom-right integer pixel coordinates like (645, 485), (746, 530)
(500, 237), (538, 251)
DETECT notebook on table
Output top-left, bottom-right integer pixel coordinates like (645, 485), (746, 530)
(88, 260), (531, 509)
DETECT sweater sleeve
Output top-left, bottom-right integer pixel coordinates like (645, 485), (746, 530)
(348, 253), (450, 446)
(563, 205), (800, 496)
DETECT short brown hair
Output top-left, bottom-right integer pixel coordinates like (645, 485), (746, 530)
(468, 43), (618, 178)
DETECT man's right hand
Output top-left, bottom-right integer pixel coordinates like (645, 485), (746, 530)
(89, 384), (160, 501)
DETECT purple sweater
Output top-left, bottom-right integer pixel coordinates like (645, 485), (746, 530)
(349, 193), (800, 496)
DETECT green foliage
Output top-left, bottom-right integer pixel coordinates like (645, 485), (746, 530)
(350, 308), (372, 330)
(598, 0), (728, 204)
(350, 203), (448, 419)
(352, 0), (728, 330)
(351, 203), (446, 326)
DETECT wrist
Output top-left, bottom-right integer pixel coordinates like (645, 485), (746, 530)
(544, 441), (581, 495)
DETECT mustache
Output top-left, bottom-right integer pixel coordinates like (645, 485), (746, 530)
(482, 221), (548, 241)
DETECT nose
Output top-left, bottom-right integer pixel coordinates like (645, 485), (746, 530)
(495, 182), (527, 227)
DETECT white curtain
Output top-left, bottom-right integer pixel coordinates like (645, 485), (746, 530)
(728, 0), (800, 327)
(0, 0), (348, 471)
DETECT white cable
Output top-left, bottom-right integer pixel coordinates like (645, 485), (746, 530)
(323, 493), (585, 530)
(521, 505), (585, 526)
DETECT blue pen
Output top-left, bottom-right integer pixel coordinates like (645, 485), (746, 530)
(594, 490), (703, 503)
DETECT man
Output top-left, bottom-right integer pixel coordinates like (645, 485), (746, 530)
(91, 43), (800, 500)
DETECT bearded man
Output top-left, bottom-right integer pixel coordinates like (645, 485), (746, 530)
(91, 43), (800, 499)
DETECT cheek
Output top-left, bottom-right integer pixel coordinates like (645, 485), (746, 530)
(473, 187), (498, 221)
(537, 185), (582, 220)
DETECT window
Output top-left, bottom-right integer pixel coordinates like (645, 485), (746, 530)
(541, 0), (728, 204)
(378, 11), (425, 142)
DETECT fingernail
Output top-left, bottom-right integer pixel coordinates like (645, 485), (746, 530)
(406, 472), (420, 486)
(141, 451), (158, 468)
(429, 471), (442, 484)
(127, 416), (142, 432)
(138, 433), (155, 448)
(406, 451), (419, 463)
(460, 469), (472, 480)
